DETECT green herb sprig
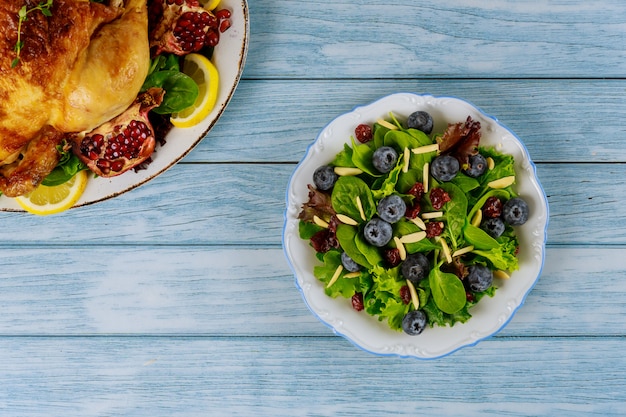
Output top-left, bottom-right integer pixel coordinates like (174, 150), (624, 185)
(12, 0), (54, 68)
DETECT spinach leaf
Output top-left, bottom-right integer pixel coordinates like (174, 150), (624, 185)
(428, 264), (467, 314)
(331, 176), (375, 221)
(452, 172), (480, 193)
(438, 182), (467, 246)
(350, 138), (380, 176)
(355, 231), (383, 267)
(42, 143), (88, 187)
(141, 54), (199, 115)
(463, 224), (499, 250)
(336, 224), (372, 269)
(331, 143), (355, 167)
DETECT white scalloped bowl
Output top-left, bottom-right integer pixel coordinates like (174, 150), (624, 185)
(283, 93), (549, 359)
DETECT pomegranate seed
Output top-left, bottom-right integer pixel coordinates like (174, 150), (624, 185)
(219, 19), (231, 33)
(214, 9), (231, 19)
(205, 29), (219, 46)
(111, 160), (126, 172)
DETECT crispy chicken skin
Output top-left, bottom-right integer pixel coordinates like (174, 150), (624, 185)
(0, 0), (150, 197)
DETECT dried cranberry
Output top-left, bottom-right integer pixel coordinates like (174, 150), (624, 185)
(482, 196), (503, 218)
(351, 292), (364, 311)
(466, 291), (475, 303)
(400, 285), (411, 304)
(354, 124), (373, 143)
(383, 248), (402, 268)
(407, 182), (425, 200)
(310, 229), (338, 253)
(426, 222), (444, 238)
(405, 203), (421, 219)
(430, 187), (451, 210)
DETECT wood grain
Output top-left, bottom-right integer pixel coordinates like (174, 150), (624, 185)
(0, 337), (623, 416)
(0, 247), (623, 337)
(245, 0), (626, 78)
(2, 0), (625, 414)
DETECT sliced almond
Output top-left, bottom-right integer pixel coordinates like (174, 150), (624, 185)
(409, 216), (427, 230)
(406, 279), (420, 309)
(334, 167), (363, 176)
(356, 196), (366, 221)
(452, 245), (474, 258)
(471, 209), (483, 227)
(439, 238), (452, 263)
(336, 214), (358, 226)
(344, 272), (361, 279)
(394, 237), (407, 261)
(399, 231), (427, 244)
(487, 156), (495, 170)
(411, 143), (439, 155)
(313, 215), (329, 228)
(376, 119), (398, 131)
(494, 270), (511, 279)
(488, 175), (515, 189)
(326, 264), (344, 288)
(423, 162), (429, 193)
(402, 147), (410, 173)
(421, 211), (443, 220)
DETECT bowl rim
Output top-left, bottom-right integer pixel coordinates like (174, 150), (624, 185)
(283, 92), (549, 359)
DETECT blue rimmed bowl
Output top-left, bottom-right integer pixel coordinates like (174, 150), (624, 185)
(283, 93), (549, 359)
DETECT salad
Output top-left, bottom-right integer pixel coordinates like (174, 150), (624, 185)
(297, 110), (530, 336)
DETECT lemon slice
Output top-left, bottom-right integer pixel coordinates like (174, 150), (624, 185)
(15, 170), (88, 215)
(202, 0), (220, 10)
(170, 53), (219, 129)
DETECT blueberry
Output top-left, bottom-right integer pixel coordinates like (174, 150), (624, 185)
(402, 310), (428, 336)
(481, 217), (505, 238)
(464, 153), (487, 178)
(406, 111), (434, 134)
(313, 165), (337, 191)
(430, 155), (459, 182)
(363, 218), (393, 247)
(502, 197), (529, 226)
(377, 195), (406, 224)
(400, 252), (430, 285)
(372, 146), (398, 174)
(341, 252), (360, 272)
(466, 264), (493, 292)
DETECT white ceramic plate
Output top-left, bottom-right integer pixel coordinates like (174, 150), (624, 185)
(283, 93), (549, 359)
(0, 0), (249, 212)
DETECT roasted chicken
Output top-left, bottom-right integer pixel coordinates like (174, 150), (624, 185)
(0, 0), (150, 196)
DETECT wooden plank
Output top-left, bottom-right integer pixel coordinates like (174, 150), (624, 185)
(0, 336), (623, 416)
(245, 1), (626, 78)
(7, 64), (618, 177)
(193, 79), (626, 163)
(0, 247), (623, 337)
(0, 163), (620, 246)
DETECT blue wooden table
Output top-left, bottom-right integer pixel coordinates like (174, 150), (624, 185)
(2, 1), (625, 415)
